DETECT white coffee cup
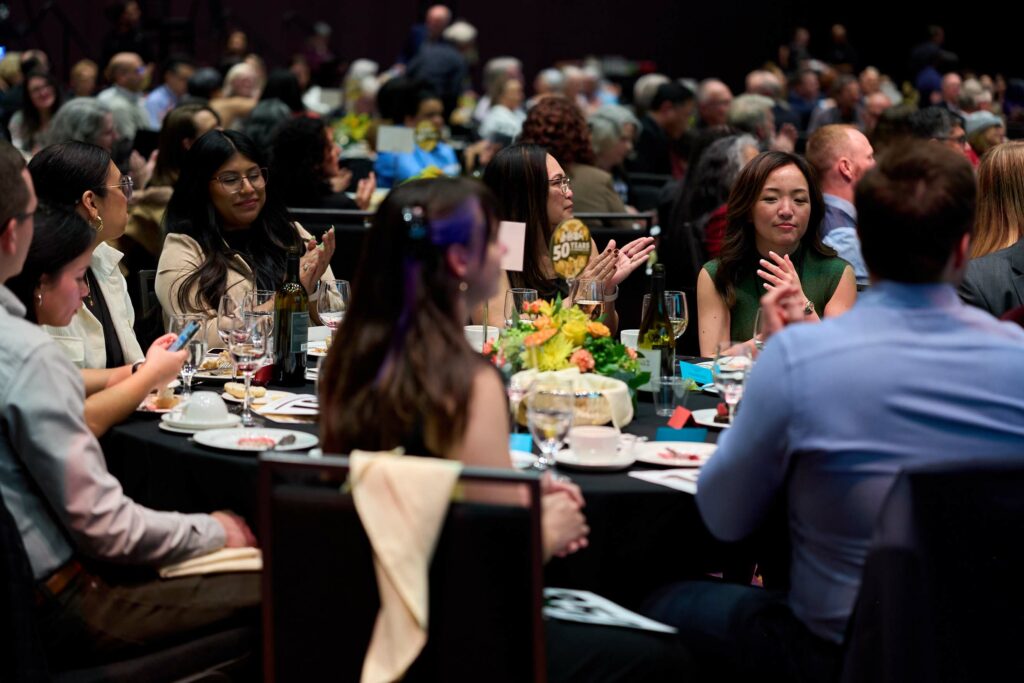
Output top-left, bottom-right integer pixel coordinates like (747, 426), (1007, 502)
(569, 425), (621, 463)
(464, 324), (500, 351)
(180, 391), (231, 425)
(620, 329), (639, 349)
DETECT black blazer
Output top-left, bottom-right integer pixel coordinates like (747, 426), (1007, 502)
(959, 240), (1024, 317)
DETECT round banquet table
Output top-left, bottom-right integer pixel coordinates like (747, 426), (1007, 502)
(102, 378), (760, 609)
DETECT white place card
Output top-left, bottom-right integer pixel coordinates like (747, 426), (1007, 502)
(498, 221), (526, 272)
(544, 588), (677, 634)
(376, 125), (415, 154)
(258, 395), (319, 416)
(628, 468), (700, 495)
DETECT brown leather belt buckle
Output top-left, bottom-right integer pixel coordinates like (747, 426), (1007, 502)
(35, 560), (84, 606)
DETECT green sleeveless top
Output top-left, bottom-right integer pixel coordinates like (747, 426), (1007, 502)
(703, 244), (847, 341)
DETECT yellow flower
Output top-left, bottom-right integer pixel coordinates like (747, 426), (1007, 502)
(562, 320), (587, 346)
(536, 300), (554, 317)
(536, 332), (574, 371)
(587, 321), (611, 338)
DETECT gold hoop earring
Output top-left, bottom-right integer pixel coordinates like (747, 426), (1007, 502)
(458, 281), (469, 292)
(93, 216), (104, 233)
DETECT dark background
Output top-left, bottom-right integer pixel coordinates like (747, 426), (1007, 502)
(4, 1), (1011, 94)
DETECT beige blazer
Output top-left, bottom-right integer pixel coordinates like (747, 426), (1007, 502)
(45, 242), (145, 369)
(155, 224), (336, 347)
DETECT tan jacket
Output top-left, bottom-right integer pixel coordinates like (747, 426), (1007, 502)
(155, 225), (336, 347)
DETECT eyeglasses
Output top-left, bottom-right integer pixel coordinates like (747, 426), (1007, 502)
(98, 175), (134, 201)
(213, 168), (268, 194)
(549, 176), (572, 195)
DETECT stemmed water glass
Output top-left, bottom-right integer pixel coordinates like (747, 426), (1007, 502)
(317, 279), (351, 340)
(574, 279), (605, 320)
(504, 288), (538, 328)
(643, 290), (689, 340)
(712, 341), (753, 425)
(216, 296), (243, 348)
(169, 313), (205, 400)
(506, 373), (534, 433)
(526, 377), (575, 470)
(225, 314), (269, 427)
(753, 309), (766, 351)
(243, 289), (276, 365)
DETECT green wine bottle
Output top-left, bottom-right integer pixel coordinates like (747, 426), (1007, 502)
(272, 249), (309, 386)
(637, 263), (675, 387)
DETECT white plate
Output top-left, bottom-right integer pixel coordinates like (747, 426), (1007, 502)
(307, 341), (329, 357)
(555, 449), (635, 471)
(632, 441), (717, 467)
(192, 428), (319, 452)
(193, 368), (239, 381)
(691, 408), (732, 429)
(511, 449), (538, 470)
(160, 412), (241, 430)
(700, 384), (720, 395)
(137, 395), (182, 414)
(221, 390), (294, 406)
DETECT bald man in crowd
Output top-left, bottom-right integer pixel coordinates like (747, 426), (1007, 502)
(97, 52), (151, 139)
(696, 78), (733, 128)
(806, 124), (876, 285)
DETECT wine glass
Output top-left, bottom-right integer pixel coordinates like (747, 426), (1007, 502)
(574, 279), (604, 320)
(712, 341), (753, 425)
(169, 313), (205, 400)
(216, 296), (243, 348)
(643, 290), (688, 340)
(504, 288), (538, 328)
(506, 373), (534, 433)
(227, 314), (269, 427)
(244, 289), (276, 365)
(317, 279), (351, 340)
(527, 377), (575, 470)
(753, 309), (766, 351)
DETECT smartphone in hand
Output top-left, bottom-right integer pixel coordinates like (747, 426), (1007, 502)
(169, 320), (201, 351)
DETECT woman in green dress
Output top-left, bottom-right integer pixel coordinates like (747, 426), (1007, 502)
(697, 151), (857, 356)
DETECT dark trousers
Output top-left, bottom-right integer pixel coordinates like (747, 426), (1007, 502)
(35, 566), (260, 670)
(547, 619), (695, 682)
(644, 580), (842, 683)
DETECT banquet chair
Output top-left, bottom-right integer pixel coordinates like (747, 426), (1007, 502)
(259, 453), (547, 683)
(0, 481), (258, 683)
(840, 459), (1024, 682)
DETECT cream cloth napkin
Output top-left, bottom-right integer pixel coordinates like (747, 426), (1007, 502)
(513, 367), (634, 429)
(158, 547), (262, 579)
(350, 450), (463, 683)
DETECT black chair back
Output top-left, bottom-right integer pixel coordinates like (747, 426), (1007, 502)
(259, 454), (546, 683)
(842, 459), (1024, 682)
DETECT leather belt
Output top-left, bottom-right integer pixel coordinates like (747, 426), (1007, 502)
(35, 560), (84, 605)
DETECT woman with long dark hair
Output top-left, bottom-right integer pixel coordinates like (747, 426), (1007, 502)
(269, 116), (375, 210)
(157, 129), (336, 345)
(480, 142), (654, 331)
(9, 70), (63, 154)
(696, 151), (856, 355)
(318, 177), (691, 681)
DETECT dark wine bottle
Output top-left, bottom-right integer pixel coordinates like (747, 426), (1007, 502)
(637, 263), (675, 386)
(272, 250), (309, 386)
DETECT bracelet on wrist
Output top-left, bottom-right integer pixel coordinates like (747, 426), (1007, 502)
(603, 285), (619, 303)
(131, 360), (145, 374)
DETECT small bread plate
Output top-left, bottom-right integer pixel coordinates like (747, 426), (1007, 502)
(555, 449), (635, 472)
(221, 390), (295, 405)
(691, 408), (732, 429)
(511, 449), (538, 470)
(633, 441), (717, 468)
(136, 380), (182, 413)
(159, 413), (242, 434)
(193, 368), (240, 382)
(192, 428), (318, 452)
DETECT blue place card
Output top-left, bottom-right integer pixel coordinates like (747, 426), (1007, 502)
(509, 433), (533, 453)
(679, 361), (713, 385)
(655, 427), (709, 442)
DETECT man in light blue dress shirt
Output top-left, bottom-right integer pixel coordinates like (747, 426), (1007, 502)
(806, 124), (875, 287)
(646, 143), (1024, 681)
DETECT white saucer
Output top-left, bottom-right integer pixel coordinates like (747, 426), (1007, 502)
(691, 408), (731, 429)
(555, 449), (635, 471)
(511, 449), (538, 470)
(158, 418), (240, 435)
(160, 413), (241, 431)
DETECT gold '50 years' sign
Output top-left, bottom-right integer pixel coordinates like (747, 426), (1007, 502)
(550, 219), (591, 280)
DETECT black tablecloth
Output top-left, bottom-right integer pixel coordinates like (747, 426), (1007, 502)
(103, 382), (742, 608)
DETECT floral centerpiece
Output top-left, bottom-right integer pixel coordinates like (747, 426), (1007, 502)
(483, 297), (649, 392)
(331, 113), (372, 150)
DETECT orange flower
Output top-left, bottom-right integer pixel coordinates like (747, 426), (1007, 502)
(534, 315), (554, 331)
(570, 349), (595, 372)
(482, 340), (494, 355)
(586, 321), (611, 338)
(524, 328), (557, 347)
(625, 347), (637, 360)
(526, 300), (544, 315)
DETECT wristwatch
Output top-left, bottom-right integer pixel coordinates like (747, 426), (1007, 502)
(803, 299), (815, 316)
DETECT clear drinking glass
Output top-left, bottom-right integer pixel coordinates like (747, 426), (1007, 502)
(712, 341), (754, 425)
(216, 296), (243, 347)
(170, 313), (206, 399)
(574, 279), (605, 320)
(227, 314), (269, 427)
(317, 279), (351, 340)
(753, 309), (766, 351)
(506, 373), (534, 433)
(504, 288), (538, 328)
(643, 290), (688, 340)
(527, 377), (575, 470)
(244, 289), (276, 364)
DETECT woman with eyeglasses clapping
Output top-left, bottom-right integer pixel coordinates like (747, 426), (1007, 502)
(157, 129), (337, 346)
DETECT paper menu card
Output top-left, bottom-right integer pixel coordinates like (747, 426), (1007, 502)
(628, 468), (700, 495)
(544, 588), (677, 634)
(376, 125), (415, 154)
(498, 221), (526, 272)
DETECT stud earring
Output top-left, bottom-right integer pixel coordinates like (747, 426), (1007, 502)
(36, 291), (43, 305)
(458, 281), (469, 292)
